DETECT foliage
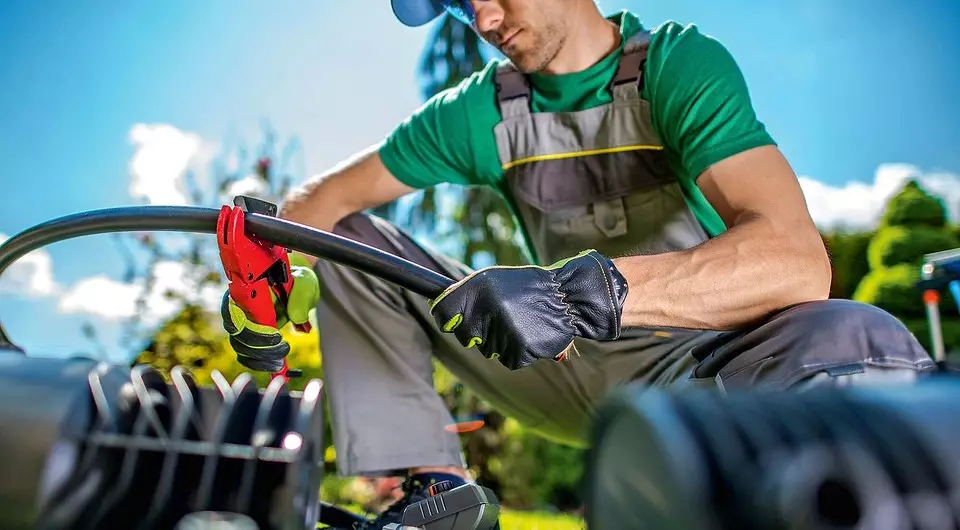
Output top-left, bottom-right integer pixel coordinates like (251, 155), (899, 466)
(854, 180), (959, 314)
(853, 264), (927, 317)
(134, 314), (322, 389)
(901, 317), (960, 358)
(498, 509), (584, 530)
(851, 180), (960, 352)
(879, 180), (949, 228)
(867, 225), (960, 270)
(133, 304), (226, 375)
(822, 230), (873, 299)
(486, 418), (586, 511)
(432, 363), (586, 511)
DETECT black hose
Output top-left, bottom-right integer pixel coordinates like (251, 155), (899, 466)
(0, 205), (454, 351)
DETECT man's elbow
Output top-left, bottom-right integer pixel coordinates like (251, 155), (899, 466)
(796, 232), (833, 302)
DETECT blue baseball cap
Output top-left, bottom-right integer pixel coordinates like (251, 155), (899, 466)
(390, 0), (476, 27)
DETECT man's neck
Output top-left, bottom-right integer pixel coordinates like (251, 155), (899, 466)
(542, 8), (621, 75)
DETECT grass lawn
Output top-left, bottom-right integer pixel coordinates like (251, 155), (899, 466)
(499, 509), (584, 529)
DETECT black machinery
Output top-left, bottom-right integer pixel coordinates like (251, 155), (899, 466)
(917, 247), (960, 363)
(583, 374), (960, 530)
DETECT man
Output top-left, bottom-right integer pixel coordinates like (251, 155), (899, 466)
(220, 0), (936, 526)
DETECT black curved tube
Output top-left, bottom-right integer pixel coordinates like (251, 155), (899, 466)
(0, 205), (454, 351)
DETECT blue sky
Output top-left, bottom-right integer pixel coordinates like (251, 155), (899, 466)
(1, 0), (958, 362)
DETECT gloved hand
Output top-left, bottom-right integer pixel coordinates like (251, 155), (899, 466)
(221, 258), (320, 372)
(429, 249), (629, 371)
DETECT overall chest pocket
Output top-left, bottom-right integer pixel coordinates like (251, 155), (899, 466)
(505, 150), (709, 264)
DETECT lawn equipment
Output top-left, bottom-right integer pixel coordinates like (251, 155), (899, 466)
(582, 373), (960, 530)
(0, 197), (501, 530)
(916, 247), (960, 363)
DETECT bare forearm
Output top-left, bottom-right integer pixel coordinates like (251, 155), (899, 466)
(278, 145), (414, 267)
(280, 148), (375, 231)
(279, 175), (356, 267)
(612, 215), (832, 330)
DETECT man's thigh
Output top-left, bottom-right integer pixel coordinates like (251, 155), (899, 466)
(425, 314), (719, 447)
(324, 213), (713, 447)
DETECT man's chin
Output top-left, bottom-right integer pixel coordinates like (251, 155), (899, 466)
(504, 52), (544, 73)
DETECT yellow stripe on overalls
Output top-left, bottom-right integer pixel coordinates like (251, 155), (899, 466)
(501, 144), (664, 170)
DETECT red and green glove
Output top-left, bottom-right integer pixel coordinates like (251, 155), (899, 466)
(429, 249), (629, 371)
(220, 254), (320, 372)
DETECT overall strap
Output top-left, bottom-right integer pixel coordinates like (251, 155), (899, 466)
(493, 29), (653, 117)
(493, 64), (532, 119)
(610, 31), (651, 96)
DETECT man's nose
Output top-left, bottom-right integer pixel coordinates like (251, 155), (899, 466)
(472, 1), (503, 33)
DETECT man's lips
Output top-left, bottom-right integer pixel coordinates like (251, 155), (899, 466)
(500, 29), (522, 47)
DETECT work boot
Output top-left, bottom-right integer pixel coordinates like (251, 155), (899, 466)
(358, 473), (467, 529)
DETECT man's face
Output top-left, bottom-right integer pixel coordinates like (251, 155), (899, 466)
(472, 0), (572, 73)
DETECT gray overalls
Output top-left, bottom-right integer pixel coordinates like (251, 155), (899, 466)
(311, 29), (935, 477)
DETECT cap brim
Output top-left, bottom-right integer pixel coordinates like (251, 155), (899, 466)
(391, 0), (446, 27)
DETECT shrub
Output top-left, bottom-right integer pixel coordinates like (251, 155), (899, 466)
(854, 180), (959, 321)
(867, 225), (960, 270)
(880, 180), (949, 228)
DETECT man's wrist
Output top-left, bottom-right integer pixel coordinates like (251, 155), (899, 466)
(289, 251), (317, 269)
(554, 250), (628, 341)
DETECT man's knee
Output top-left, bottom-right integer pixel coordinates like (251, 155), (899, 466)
(775, 299), (930, 364)
(331, 213), (419, 262)
(775, 299), (936, 386)
(324, 212), (465, 280)
(311, 213), (418, 313)
(691, 299), (937, 390)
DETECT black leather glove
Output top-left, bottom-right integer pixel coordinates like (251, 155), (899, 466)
(429, 249), (629, 370)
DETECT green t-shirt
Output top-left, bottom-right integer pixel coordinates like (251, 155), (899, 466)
(379, 10), (775, 257)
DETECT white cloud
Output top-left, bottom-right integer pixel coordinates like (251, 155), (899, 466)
(800, 163), (960, 231)
(57, 260), (223, 327)
(0, 233), (60, 298)
(56, 275), (142, 320)
(1, 124), (230, 335)
(223, 174), (271, 202)
(38, 123), (228, 328)
(127, 123), (218, 206)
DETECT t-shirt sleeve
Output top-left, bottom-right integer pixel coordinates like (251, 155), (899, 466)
(645, 23), (777, 181)
(378, 68), (496, 189)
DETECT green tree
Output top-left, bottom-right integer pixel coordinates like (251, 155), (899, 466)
(822, 230), (874, 299)
(852, 180), (960, 352)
